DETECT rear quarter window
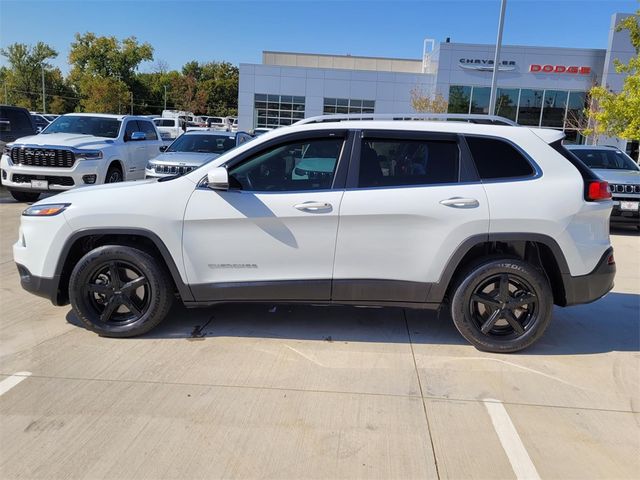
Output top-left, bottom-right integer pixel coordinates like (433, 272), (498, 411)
(465, 136), (535, 180)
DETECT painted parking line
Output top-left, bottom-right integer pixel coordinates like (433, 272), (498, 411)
(0, 372), (32, 396)
(483, 398), (541, 480)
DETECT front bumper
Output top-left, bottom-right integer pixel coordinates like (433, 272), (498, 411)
(610, 197), (640, 225)
(562, 247), (615, 306)
(16, 264), (62, 305)
(1, 154), (102, 192)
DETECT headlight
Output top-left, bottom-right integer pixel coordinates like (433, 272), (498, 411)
(146, 162), (156, 171)
(22, 203), (71, 217)
(75, 149), (103, 160)
(2, 144), (13, 156)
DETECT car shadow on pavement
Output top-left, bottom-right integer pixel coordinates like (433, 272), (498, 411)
(65, 291), (639, 355)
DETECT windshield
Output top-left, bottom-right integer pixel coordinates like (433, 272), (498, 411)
(167, 134), (237, 154)
(42, 115), (121, 138)
(571, 148), (640, 171)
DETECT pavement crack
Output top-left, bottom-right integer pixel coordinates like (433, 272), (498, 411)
(404, 308), (441, 480)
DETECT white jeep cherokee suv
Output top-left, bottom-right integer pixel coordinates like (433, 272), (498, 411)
(1, 113), (164, 202)
(13, 116), (615, 352)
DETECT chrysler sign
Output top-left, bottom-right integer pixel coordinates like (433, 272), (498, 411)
(529, 64), (592, 75)
(458, 58), (517, 72)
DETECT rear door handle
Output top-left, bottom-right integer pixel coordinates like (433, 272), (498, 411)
(294, 201), (333, 212)
(439, 197), (480, 208)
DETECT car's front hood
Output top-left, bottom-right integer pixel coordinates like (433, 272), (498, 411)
(592, 169), (640, 184)
(11, 133), (114, 149)
(150, 151), (220, 166)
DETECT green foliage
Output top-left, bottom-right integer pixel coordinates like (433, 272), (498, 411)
(77, 76), (129, 113)
(585, 12), (640, 145)
(0, 42), (69, 111)
(1, 35), (239, 116)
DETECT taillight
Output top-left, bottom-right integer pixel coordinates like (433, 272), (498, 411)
(587, 180), (611, 201)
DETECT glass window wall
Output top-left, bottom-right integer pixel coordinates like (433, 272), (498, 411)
(254, 94), (305, 128)
(323, 98), (375, 115)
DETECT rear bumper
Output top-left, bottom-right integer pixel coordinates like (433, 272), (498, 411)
(562, 247), (615, 306)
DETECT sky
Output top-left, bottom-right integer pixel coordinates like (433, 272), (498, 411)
(0, 0), (637, 74)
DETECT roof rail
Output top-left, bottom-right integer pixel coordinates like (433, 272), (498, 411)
(294, 113), (519, 126)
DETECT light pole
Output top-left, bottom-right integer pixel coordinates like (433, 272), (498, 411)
(488, 0), (507, 116)
(41, 63), (46, 113)
(164, 85), (167, 110)
(116, 74), (121, 114)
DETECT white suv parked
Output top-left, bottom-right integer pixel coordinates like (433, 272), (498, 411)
(13, 115), (615, 352)
(1, 114), (164, 202)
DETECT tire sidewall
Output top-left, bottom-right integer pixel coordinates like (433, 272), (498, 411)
(451, 259), (553, 353)
(69, 245), (172, 337)
(106, 167), (123, 183)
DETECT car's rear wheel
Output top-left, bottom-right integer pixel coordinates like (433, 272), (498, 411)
(450, 258), (553, 353)
(69, 245), (173, 337)
(9, 190), (40, 202)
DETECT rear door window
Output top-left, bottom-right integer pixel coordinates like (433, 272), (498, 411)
(358, 138), (460, 188)
(465, 136), (535, 180)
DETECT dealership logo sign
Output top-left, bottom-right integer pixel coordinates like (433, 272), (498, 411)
(529, 64), (592, 75)
(458, 58), (517, 72)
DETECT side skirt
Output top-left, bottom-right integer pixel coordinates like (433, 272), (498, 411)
(187, 278), (438, 310)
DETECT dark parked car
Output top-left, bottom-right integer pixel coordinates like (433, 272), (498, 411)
(1, 106), (37, 185)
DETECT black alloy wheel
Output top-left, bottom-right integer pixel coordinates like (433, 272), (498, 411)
(469, 273), (538, 337)
(450, 258), (553, 353)
(69, 245), (173, 337)
(84, 260), (151, 325)
(106, 166), (123, 183)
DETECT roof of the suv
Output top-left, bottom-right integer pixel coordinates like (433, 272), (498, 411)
(256, 120), (565, 144)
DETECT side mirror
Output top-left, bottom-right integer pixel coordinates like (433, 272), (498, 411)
(207, 167), (229, 191)
(130, 131), (146, 141)
(159, 145), (168, 152)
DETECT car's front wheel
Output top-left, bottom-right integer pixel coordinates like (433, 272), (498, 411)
(69, 245), (173, 337)
(450, 258), (553, 353)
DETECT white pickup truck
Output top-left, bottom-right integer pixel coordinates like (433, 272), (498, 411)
(0, 113), (164, 202)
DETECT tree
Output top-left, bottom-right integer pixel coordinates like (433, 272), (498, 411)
(68, 33), (153, 113)
(0, 42), (58, 111)
(170, 74), (207, 113)
(410, 86), (448, 113)
(77, 75), (129, 113)
(585, 12), (640, 156)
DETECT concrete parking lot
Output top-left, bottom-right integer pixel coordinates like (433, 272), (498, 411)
(0, 190), (638, 480)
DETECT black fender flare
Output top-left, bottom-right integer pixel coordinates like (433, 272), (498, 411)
(426, 232), (571, 303)
(53, 227), (194, 305)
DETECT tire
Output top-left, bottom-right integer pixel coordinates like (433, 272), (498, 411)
(105, 165), (123, 183)
(450, 258), (553, 353)
(69, 245), (173, 337)
(9, 190), (40, 203)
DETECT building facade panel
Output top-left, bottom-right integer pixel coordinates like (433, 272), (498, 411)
(239, 11), (634, 150)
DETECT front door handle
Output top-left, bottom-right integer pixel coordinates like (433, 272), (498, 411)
(440, 197), (480, 208)
(294, 201), (333, 212)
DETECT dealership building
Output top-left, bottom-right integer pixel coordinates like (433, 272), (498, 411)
(237, 12), (636, 152)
